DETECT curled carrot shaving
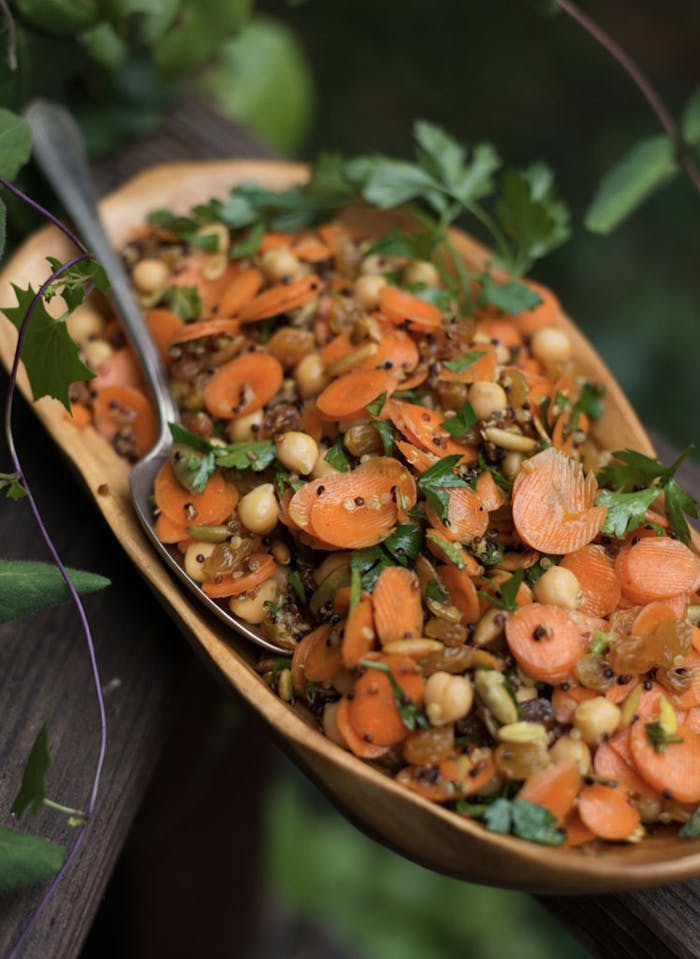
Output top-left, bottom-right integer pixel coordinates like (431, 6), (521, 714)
(237, 274), (323, 323)
(218, 268), (264, 317)
(93, 385), (158, 457)
(316, 368), (396, 420)
(154, 461), (238, 526)
(577, 782), (641, 841)
(202, 554), (276, 599)
(378, 285), (442, 329)
(372, 566), (423, 646)
(170, 319), (240, 345)
(560, 545), (621, 618)
(204, 351), (283, 420)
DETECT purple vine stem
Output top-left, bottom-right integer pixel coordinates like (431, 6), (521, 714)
(556, 0), (700, 196)
(1, 183), (107, 959)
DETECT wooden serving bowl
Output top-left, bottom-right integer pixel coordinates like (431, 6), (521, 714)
(1, 160), (699, 894)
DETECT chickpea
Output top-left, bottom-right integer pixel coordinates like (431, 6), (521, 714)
(360, 254), (389, 275)
(227, 409), (263, 443)
(573, 697), (621, 745)
(637, 795), (663, 824)
(261, 247), (301, 282)
(229, 574), (279, 625)
(353, 274), (386, 311)
(316, 551), (351, 585)
(82, 338), (114, 369)
(402, 260), (439, 288)
(310, 448), (341, 479)
(237, 483), (279, 535)
(549, 734), (591, 775)
(66, 305), (105, 345)
(132, 257), (170, 293)
(425, 672), (473, 726)
(275, 431), (319, 475)
(295, 353), (328, 399)
(183, 541), (216, 583)
(468, 381), (508, 421)
(271, 539), (291, 565)
(530, 326), (572, 365)
(533, 565), (581, 610)
(323, 701), (347, 747)
(501, 451), (523, 482)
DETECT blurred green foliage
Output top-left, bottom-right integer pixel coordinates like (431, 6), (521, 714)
(265, 770), (591, 959)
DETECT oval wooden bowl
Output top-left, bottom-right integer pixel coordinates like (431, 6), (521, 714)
(2, 160), (699, 894)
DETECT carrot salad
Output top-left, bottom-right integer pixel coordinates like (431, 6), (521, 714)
(67, 199), (700, 850)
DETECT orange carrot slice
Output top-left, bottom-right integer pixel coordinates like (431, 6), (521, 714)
(425, 486), (489, 543)
(290, 622), (342, 691)
(355, 455), (418, 511)
(476, 317), (524, 349)
(237, 274), (322, 323)
(202, 554), (276, 599)
(439, 563), (481, 624)
(154, 460), (238, 525)
(66, 402), (92, 428)
(367, 329), (420, 374)
(153, 513), (189, 544)
(204, 352), (283, 420)
(292, 235), (332, 262)
(386, 400), (476, 459)
(560, 544), (620, 617)
(511, 447), (606, 554)
(577, 782), (641, 841)
(336, 696), (391, 759)
(342, 598), (376, 667)
(551, 685), (596, 724)
(593, 740), (660, 799)
(396, 439), (439, 474)
(316, 369), (396, 420)
(513, 281), (561, 336)
(372, 566), (423, 645)
(258, 231), (294, 252)
(170, 319), (240, 345)
(218, 268), (263, 317)
(348, 654), (424, 747)
(93, 385), (158, 457)
(439, 348), (498, 385)
(475, 470), (507, 511)
(505, 603), (582, 684)
(614, 537), (700, 606)
(378, 285), (442, 329)
(308, 473), (397, 549)
(517, 760), (581, 821)
(630, 718), (700, 803)
(147, 308), (185, 363)
(561, 810), (595, 847)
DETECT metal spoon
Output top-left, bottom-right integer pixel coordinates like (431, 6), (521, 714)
(25, 99), (290, 655)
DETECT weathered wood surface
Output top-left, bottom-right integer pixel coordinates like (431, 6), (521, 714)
(1, 94), (699, 958)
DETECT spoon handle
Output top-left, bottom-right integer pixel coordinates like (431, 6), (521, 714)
(24, 98), (179, 440)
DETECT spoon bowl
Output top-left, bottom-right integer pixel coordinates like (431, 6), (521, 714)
(2, 152), (700, 893)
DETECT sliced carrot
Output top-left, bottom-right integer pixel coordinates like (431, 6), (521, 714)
(552, 410), (589, 456)
(560, 544), (620, 618)
(426, 487), (490, 544)
(291, 622), (342, 692)
(257, 231), (294, 252)
(316, 369), (396, 420)
(317, 223), (345, 254)
(153, 512), (189, 544)
(594, 740), (660, 799)
(438, 348), (498, 385)
(202, 553), (276, 599)
(154, 460), (238, 525)
(396, 439), (439, 474)
(367, 329), (420, 374)
(505, 603), (582, 684)
(386, 400), (476, 459)
(292, 235), (332, 262)
(378, 285), (442, 329)
(299, 401), (324, 443)
(476, 317), (524, 349)
(396, 367), (428, 390)
(513, 281), (561, 336)
(342, 598), (376, 667)
(93, 385), (158, 457)
(204, 352), (283, 420)
(441, 751), (498, 796)
(309, 473), (397, 549)
(475, 470), (507, 511)
(692, 626), (700, 655)
(91, 346), (145, 392)
(171, 254), (240, 317)
(517, 760), (581, 821)
(66, 402), (92, 428)
(319, 330), (354, 366)
(511, 447), (606, 554)
(146, 308), (185, 363)
(630, 718), (700, 803)
(561, 810), (595, 847)
(438, 563), (481, 624)
(287, 478), (325, 531)
(170, 319), (240, 345)
(237, 274), (322, 323)
(336, 696), (391, 759)
(355, 455), (417, 510)
(218, 268), (263, 317)
(372, 566), (423, 645)
(396, 751), (497, 803)
(348, 654), (425, 747)
(615, 537), (700, 606)
(333, 585), (352, 617)
(577, 782), (641, 841)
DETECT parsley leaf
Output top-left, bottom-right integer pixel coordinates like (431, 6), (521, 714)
(595, 487), (659, 540)
(276, 469), (304, 495)
(443, 351), (486, 373)
(426, 533), (466, 570)
(426, 578), (448, 603)
(161, 284), (203, 321)
(288, 569), (307, 604)
(484, 798), (564, 845)
(371, 419), (396, 456)
(441, 402), (477, 438)
(477, 273), (542, 315)
(679, 807), (700, 838)
(364, 228), (439, 261)
(324, 438), (351, 472)
(383, 524), (423, 565)
(418, 453), (468, 520)
(495, 164), (571, 275)
(645, 721), (684, 754)
(3, 283), (94, 411)
(664, 478), (699, 546)
(477, 569), (524, 611)
(572, 382), (605, 423)
(231, 220), (265, 259)
(365, 392), (387, 417)
(168, 424), (275, 473)
(359, 659), (429, 732)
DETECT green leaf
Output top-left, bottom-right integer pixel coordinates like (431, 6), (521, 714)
(680, 807), (700, 838)
(405, 282), (455, 313)
(354, 157), (443, 210)
(477, 274), (541, 315)
(452, 143), (501, 206)
(45, 256), (110, 311)
(231, 220), (265, 258)
(426, 533), (465, 570)
(0, 470), (27, 500)
(288, 568), (306, 604)
(198, 16), (314, 153)
(16, 0), (102, 33)
(441, 402), (477, 438)
(371, 419), (395, 457)
(155, 0), (252, 81)
(664, 478), (698, 547)
(511, 800), (565, 845)
(682, 87), (700, 147)
(418, 454), (468, 521)
(483, 798), (512, 834)
(478, 569), (524, 612)
(645, 721), (683, 754)
(350, 546), (393, 593)
(585, 135), (679, 234)
(161, 284), (203, 321)
(595, 487), (659, 539)
(275, 468), (304, 495)
(383, 524), (423, 565)
(215, 440), (276, 472)
(364, 228), (439, 261)
(0, 826), (65, 890)
(365, 392), (387, 417)
(2, 283), (94, 410)
(414, 120), (467, 191)
(0, 109), (32, 180)
(168, 422), (212, 453)
(572, 382), (605, 423)
(0, 561), (110, 624)
(598, 448), (669, 491)
(496, 164), (570, 274)
(426, 578), (448, 604)
(184, 451), (216, 494)
(443, 351), (486, 373)
(12, 722), (51, 818)
(324, 438), (351, 473)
